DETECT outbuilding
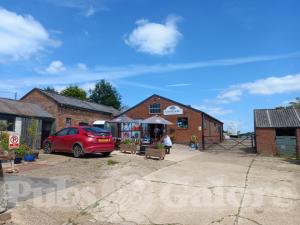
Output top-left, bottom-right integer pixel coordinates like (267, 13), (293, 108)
(254, 108), (300, 157)
(0, 97), (54, 149)
(120, 94), (223, 147)
(21, 88), (119, 141)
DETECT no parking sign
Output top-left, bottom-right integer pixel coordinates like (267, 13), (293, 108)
(9, 134), (20, 149)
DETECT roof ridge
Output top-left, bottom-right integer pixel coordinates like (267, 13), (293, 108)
(39, 88), (116, 110)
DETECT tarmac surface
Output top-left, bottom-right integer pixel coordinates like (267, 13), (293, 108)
(3, 144), (300, 225)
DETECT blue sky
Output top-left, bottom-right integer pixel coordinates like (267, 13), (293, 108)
(0, 0), (300, 132)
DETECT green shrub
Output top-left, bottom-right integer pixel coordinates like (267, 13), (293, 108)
(155, 143), (164, 149)
(0, 132), (9, 151)
(122, 139), (133, 145)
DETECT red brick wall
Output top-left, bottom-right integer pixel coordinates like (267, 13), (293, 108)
(256, 128), (276, 156)
(203, 117), (222, 144)
(21, 89), (59, 118)
(124, 96), (222, 144)
(56, 106), (112, 131)
(21, 90), (114, 132)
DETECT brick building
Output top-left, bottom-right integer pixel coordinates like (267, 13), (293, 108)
(21, 88), (119, 143)
(254, 109), (300, 157)
(120, 94), (223, 147)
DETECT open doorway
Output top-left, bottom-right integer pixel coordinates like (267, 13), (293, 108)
(149, 124), (164, 141)
(41, 120), (53, 148)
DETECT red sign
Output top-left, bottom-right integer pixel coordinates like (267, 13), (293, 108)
(9, 134), (20, 149)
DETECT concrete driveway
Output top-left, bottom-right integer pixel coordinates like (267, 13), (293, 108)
(6, 145), (300, 225)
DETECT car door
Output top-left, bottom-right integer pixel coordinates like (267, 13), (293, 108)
(65, 128), (80, 152)
(52, 128), (70, 152)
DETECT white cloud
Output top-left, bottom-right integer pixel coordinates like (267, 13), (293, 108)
(166, 83), (191, 87)
(0, 7), (60, 61)
(44, 0), (108, 17)
(77, 63), (88, 70)
(193, 105), (233, 116)
(217, 73), (300, 103)
(45, 60), (66, 74)
(124, 15), (182, 55)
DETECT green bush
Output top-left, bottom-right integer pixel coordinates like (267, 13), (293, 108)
(156, 143), (164, 149)
(122, 139), (134, 145)
(15, 143), (30, 157)
(0, 132), (9, 151)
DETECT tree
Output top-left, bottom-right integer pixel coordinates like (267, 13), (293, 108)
(60, 85), (87, 100)
(89, 80), (122, 110)
(277, 97), (300, 109)
(44, 86), (58, 94)
(288, 97), (300, 109)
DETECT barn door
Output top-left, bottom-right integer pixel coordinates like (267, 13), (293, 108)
(276, 136), (297, 157)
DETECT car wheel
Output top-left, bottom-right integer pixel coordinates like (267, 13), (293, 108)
(44, 142), (52, 154)
(102, 152), (111, 157)
(73, 144), (84, 158)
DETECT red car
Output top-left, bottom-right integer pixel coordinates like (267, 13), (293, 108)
(43, 126), (114, 157)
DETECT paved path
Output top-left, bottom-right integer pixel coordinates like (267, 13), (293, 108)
(7, 145), (300, 225)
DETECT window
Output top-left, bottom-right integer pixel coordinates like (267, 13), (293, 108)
(56, 128), (69, 136)
(79, 122), (89, 126)
(149, 103), (161, 114)
(177, 117), (188, 128)
(68, 128), (79, 135)
(0, 115), (15, 132)
(65, 118), (72, 127)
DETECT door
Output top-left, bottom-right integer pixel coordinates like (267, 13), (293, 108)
(276, 136), (297, 157)
(52, 128), (70, 151)
(64, 128), (80, 152)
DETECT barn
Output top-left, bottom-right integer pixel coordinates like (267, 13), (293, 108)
(120, 94), (223, 147)
(254, 108), (300, 157)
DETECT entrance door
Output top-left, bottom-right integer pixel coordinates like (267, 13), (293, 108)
(149, 124), (164, 141)
(41, 120), (53, 148)
(276, 136), (297, 157)
(275, 128), (297, 157)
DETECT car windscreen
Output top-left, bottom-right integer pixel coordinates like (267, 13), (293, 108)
(84, 127), (110, 136)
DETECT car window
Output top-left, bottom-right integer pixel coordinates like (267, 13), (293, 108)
(83, 127), (110, 137)
(84, 127), (107, 133)
(68, 128), (79, 135)
(56, 128), (69, 136)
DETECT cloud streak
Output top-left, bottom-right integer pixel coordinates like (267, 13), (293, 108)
(3, 51), (300, 91)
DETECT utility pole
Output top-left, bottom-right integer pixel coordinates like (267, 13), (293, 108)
(14, 92), (17, 100)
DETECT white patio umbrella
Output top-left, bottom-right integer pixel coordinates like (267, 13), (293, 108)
(141, 115), (173, 125)
(110, 115), (135, 123)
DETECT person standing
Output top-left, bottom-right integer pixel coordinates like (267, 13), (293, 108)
(162, 133), (172, 154)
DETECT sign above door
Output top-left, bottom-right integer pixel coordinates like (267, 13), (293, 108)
(163, 105), (183, 115)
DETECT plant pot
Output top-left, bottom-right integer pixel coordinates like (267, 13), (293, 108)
(145, 148), (165, 160)
(32, 150), (40, 159)
(24, 155), (35, 162)
(14, 157), (22, 164)
(120, 144), (137, 154)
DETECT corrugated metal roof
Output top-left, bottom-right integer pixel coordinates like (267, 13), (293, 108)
(38, 89), (120, 116)
(0, 98), (53, 118)
(254, 108), (300, 128)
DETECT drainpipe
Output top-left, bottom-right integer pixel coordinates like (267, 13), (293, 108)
(202, 113), (205, 150)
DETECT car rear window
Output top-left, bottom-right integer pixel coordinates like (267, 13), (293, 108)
(84, 127), (110, 136)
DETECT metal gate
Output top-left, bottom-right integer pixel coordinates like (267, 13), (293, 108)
(276, 136), (297, 157)
(204, 135), (255, 151)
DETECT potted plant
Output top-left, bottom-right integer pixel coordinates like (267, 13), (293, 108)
(24, 148), (36, 162)
(145, 143), (165, 160)
(190, 135), (199, 150)
(120, 139), (136, 154)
